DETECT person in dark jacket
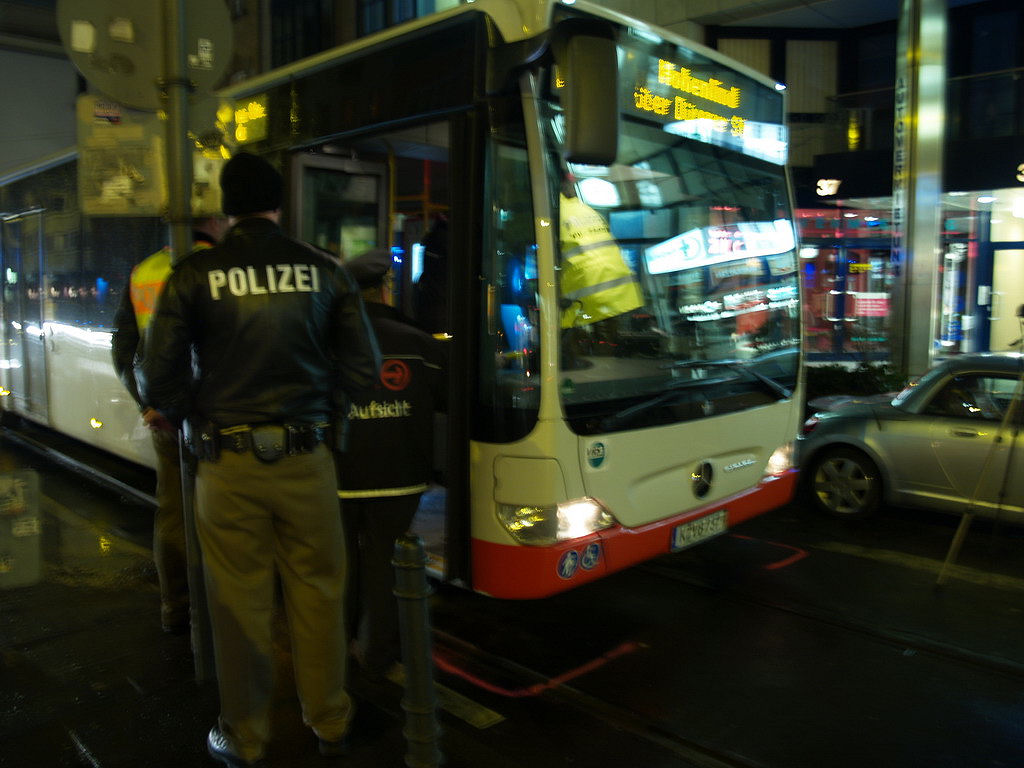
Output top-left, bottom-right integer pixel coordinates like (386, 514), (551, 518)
(140, 152), (380, 768)
(111, 216), (226, 633)
(413, 216), (449, 335)
(338, 248), (446, 677)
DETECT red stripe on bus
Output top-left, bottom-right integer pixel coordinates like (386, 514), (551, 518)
(471, 469), (798, 599)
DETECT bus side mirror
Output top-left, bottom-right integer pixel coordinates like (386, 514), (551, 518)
(557, 33), (618, 166)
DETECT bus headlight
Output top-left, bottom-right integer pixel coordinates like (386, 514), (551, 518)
(764, 441), (794, 477)
(497, 497), (615, 546)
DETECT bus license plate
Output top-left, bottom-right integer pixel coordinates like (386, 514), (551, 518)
(671, 509), (727, 551)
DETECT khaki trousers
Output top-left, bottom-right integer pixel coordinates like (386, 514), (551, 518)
(195, 444), (352, 762)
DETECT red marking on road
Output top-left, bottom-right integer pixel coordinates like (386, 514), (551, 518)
(729, 533), (808, 570)
(432, 640), (643, 698)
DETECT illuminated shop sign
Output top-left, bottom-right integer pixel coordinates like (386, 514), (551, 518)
(623, 46), (787, 164)
(644, 220), (796, 275)
(678, 285), (798, 323)
(233, 95), (268, 144)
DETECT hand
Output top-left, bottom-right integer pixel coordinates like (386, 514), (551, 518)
(142, 407), (174, 433)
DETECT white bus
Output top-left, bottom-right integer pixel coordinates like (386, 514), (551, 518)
(0, 0), (802, 598)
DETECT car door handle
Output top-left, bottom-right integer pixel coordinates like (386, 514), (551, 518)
(950, 429), (980, 438)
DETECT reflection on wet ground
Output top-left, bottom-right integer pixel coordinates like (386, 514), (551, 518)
(0, 444), (157, 593)
(42, 495), (155, 591)
(0, 440), (415, 768)
(0, 446), (205, 768)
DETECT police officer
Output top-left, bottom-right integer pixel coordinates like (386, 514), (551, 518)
(111, 216), (226, 633)
(338, 248), (446, 677)
(558, 181), (643, 329)
(140, 152), (380, 768)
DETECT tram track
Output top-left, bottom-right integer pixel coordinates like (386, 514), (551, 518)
(429, 628), (768, 768)
(638, 557), (1024, 681)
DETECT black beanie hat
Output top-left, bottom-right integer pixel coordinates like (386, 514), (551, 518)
(346, 248), (394, 288)
(220, 153), (283, 216)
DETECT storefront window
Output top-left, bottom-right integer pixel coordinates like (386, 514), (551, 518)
(797, 208), (895, 361)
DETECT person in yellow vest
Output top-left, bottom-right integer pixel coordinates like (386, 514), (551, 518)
(558, 181), (644, 362)
(111, 216), (227, 633)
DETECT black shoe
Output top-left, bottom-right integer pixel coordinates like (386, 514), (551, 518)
(207, 726), (266, 768)
(317, 733), (350, 757)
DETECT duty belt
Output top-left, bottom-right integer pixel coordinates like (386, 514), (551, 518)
(211, 422), (331, 462)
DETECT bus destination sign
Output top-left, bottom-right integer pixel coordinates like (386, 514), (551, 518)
(623, 44), (787, 165)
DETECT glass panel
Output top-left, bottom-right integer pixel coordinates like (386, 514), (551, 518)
(0, 218), (25, 406)
(536, 33), (800, 434)
(843, 247), (895, 357)
(923, 374), (1017, 421)
(301, 166), (382, 259)
(991, 249), (1024, 352)
(475, 133), (540, 442)
(801, 245), (841, 354)
(72, 218), (163, 329)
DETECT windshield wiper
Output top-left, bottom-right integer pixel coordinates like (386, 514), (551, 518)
(599, 373), (739, 431)
(597, 359), (792, 431)
(661, 358), (792, 400)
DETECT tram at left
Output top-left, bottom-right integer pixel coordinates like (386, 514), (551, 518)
(0, 151), (164, 469)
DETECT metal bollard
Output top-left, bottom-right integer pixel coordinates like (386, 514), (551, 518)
(393, 534), (443, 768)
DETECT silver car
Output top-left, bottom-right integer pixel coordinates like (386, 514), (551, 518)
(798, 354), (1024, 519)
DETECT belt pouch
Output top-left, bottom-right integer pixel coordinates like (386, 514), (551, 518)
(250, 425), (286, 463)
(196, 421), (220, 461)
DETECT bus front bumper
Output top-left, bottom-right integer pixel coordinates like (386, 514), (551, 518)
(471, 468), (798, 599)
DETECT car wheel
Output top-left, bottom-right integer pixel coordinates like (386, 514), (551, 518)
(806, 446), (881, 519)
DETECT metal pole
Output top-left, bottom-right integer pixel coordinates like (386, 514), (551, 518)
(179, 433), (214, 682)
(935, 511), (973, 587)
(891, 0), (946, 379)
(937, 332), (1024, 586)
(393, 534), (443, 768)
(162, 0), (193, 265)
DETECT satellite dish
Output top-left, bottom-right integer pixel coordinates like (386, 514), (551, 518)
(57, 0), (233, 111)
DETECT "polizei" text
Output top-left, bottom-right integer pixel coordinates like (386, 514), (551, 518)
(208, 263), (321, 300)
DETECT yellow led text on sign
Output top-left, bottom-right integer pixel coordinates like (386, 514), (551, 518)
(658, 60), (740, 109)
(234, 96), (268, 144)
(634, 60), (745, 138)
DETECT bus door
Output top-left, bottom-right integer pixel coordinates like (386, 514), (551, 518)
(289, 137), (461, 579)
(0, 209), (48, 422)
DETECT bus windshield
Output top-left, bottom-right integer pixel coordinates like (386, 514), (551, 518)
(540, 29), (800, 435)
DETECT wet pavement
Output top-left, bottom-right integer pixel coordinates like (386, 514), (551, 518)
(0, 437), (690, 768)
(3, 430), (1024, 768)
(0, 442), (421, 768)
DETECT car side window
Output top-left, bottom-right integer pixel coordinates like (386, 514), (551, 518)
(924, 379), (978, 418)
(923, 374), (1015, 421)
(978, 375), (1019, 419)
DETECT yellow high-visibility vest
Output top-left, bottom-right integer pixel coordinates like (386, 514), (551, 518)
(129, 246), (172, 333)
(559, 194), (644, 329)
(129, 241), (213, 331)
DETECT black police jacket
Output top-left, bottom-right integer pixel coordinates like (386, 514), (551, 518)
(139, 217), (380, 428)
(336, 302), (447, 496)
